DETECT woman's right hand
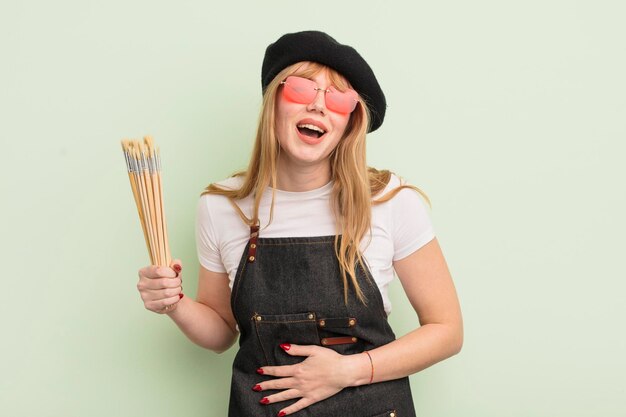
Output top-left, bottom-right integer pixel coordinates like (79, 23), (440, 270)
(137, 259), (184, 314)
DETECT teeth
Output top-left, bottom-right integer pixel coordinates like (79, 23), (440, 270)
(297, 124), (326, 134)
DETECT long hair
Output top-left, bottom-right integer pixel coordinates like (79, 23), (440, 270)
(202, 61), (430, 303)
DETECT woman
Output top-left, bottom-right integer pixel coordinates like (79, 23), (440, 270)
(137, 31), (463, 417)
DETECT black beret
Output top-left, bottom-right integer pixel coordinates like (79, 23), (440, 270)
(261, 30), (386, 133)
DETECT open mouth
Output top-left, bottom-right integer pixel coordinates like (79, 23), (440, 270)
(297, 123), (326, 139)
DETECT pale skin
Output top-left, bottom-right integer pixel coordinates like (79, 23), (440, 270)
(136, 66), (463, 415)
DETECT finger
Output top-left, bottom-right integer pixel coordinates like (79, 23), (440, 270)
(260, 388), (300, 405)
(255, 377), (296, 392)
(260, 363), (297, 377)
(138, 265), (161, 279)
(143, 286), (183, 300)
(138, 277), (182, 292)
(138, 265), (178, 279)
(279, 343), (320, 357)
(156, 265), (178, 278)
(145, 294), (181, 313)
(169, 259), (183, 278)
(277, 397), (315, 416)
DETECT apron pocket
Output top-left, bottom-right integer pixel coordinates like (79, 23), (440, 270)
(369, 411), (397, 417)
(253, 312), (320, 366)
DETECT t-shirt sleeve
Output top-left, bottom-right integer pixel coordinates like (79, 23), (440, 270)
(195, 195), (227, 273)
(391, 185), (436, 261)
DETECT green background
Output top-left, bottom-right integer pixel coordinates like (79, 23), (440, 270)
(1, 0), (624, 416)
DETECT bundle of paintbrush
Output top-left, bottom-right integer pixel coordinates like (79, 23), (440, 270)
(121, 136), (171, 267)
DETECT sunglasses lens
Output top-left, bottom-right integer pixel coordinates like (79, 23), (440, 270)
(282, 76), (317, 104)
(326, 87), (358, 114)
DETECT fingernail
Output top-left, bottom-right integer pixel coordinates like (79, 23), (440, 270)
(252, 384), (262, 392)
(179, 293), (184, 299)
(173, 264), (182, 273)
(279, 343), (291, 351)
(260, 397), (270, 405)
(256, 368), (264, 375)
(278, 412), (287, 417)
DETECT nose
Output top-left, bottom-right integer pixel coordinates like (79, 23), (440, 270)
(306, 88), (327, 114)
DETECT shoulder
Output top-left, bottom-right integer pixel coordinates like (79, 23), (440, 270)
(377, 173), (435, 259)
(197, 175), (248, 216)
(376, 172), (430, 208)
(196, 175), (251, 243)
(199, 175), (246, 202)
(209, 175), (246, 193)
(383, 172), (403, 192)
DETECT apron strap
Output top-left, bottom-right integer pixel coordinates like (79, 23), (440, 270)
(247, 223), (259, 263)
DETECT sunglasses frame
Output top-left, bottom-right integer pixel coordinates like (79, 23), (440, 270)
(279, 76), (359, 114)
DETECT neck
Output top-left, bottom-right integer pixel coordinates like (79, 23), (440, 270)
(275, 159), (332, 192)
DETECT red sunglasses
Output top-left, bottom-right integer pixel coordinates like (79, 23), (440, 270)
(280, 76), (359, 114)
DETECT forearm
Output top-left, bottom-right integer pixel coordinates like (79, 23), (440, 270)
(166, 296), (238, 353)
(347, 323), (463, 386)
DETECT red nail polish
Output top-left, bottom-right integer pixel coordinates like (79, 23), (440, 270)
(260, 397), (270, 405)
(179, 293), (184, 299)
(256, 368), (264, 375)
(173, 264), (182, 272)
(279, 343), (291, 351)
(278, 411), (287, 417)
(252, 384), (262, 392)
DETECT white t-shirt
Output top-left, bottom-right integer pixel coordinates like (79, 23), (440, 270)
(195, 173), (435, 315)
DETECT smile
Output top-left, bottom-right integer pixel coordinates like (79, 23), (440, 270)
(296, 123), (326, 139)
(295, 118), (328, 145)
(295, 125), (326, 145)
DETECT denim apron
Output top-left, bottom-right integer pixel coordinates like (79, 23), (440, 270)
(228, 225), (417, 416)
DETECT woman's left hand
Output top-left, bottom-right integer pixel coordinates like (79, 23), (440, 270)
(255, 343), (362, 415)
